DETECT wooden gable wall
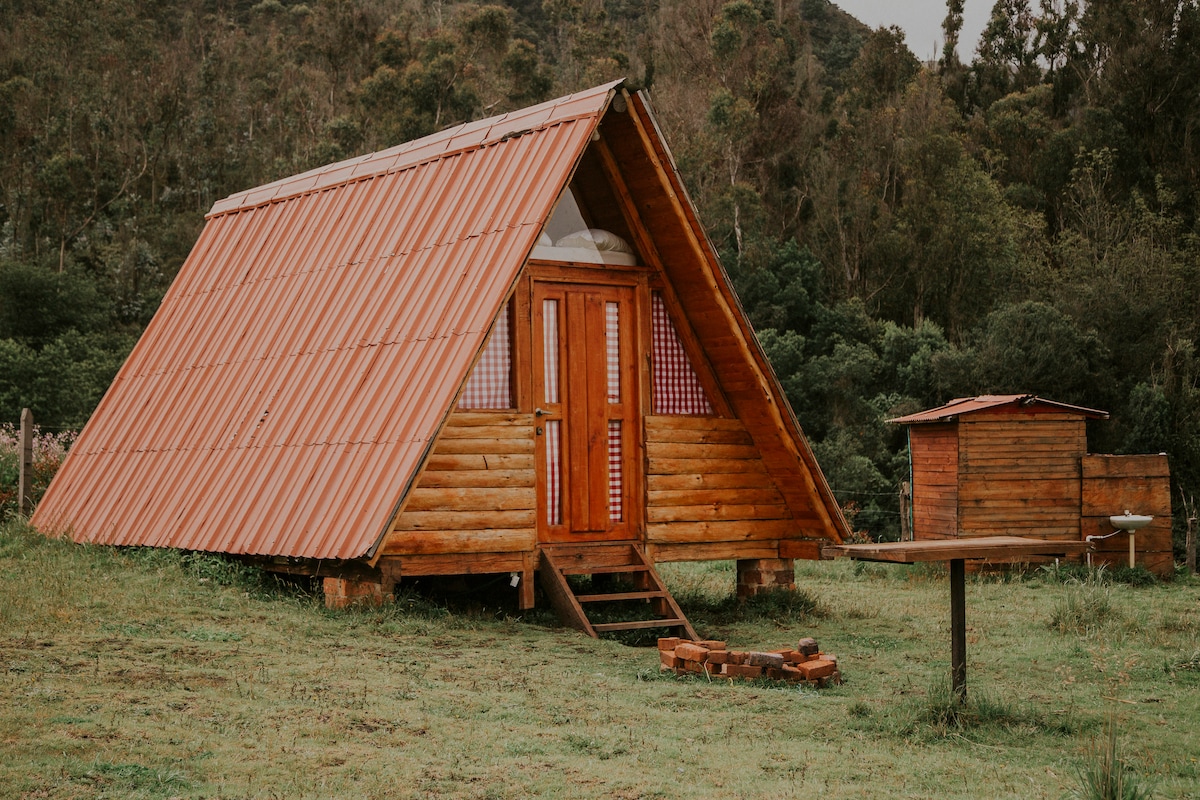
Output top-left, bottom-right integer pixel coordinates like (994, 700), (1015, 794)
(957, 411), (1087, 540)
(910, 424), (958, 539)
(604, 93), (845, 544)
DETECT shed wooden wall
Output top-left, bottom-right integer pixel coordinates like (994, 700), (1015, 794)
(379, 412), (535, 575)
(957, 412), (1087, 540)
(1081, 454), (1173, 577)
(910, 424), (958, 539)
(643, 415), (810, 562)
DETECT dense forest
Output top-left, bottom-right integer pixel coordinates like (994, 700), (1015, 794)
(2, 0), (1198, 548)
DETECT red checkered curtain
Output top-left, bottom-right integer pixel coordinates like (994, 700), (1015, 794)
(605, 302), (622, 521)
(543, 299), (562, 526)
(458, 300), (513, 409)
(651, 292), (713, 415)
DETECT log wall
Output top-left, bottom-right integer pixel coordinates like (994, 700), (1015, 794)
(643, 415), (813, 562)
(380, 412), (536, 571)
(957, 415), (1086, 540)
(1081, 454), (1173, 577)
(910, 424), (958, 539)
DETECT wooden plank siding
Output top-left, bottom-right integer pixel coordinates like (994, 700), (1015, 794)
(645, 415), (816, 561)
(910, 424), (958, 539)
(1081, 454), (1173, 576)
(956, 418), (1086, 540)
(607, 98), (847, 544)
(380, 412), (537, 561)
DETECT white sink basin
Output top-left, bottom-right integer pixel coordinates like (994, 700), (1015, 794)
(1110, 514), (1152, 531)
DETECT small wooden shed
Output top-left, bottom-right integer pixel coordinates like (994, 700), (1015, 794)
(33, 81), (849, 632)
(890, 395), (1173, 576)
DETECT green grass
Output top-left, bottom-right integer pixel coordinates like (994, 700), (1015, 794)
(3, 520), (1199, 798)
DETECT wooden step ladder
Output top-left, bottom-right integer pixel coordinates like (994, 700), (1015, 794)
(539, 542), (698, 640)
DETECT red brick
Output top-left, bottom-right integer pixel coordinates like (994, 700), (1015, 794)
(779, 665), (805, 682)
(747, 651), (785, 669)
(726, 651), (747, 665)
(697, 640), (727, 651)
(658, 637), (682, 651)
(685, 660), (706, 674)
(705, 650), (729, 665)
(796, 659), (837, 680)
(797, 637), (819, 656)
(723, 664), (763, 679)
(659, 651), (682, 669)
(675, 643), (710, 662)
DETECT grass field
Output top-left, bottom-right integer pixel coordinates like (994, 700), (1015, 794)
(2, 520), (1198, 799)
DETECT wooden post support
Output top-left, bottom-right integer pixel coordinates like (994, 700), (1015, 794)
(18, 408), (34, 517)
(899, 481), (912, 541)
(949, 558), (967, 704)
(1187, 513), (1197, 575)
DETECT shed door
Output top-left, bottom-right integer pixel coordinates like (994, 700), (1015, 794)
(534, 282), (639, 542)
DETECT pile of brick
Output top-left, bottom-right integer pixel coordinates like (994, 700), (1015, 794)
(658, 636), (842, 686)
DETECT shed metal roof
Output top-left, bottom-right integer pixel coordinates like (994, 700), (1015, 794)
(33, 82), (621, 560)
(887, 394), (1109, 424)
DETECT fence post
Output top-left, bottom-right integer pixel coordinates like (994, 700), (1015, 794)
(18, 407), (34, 517)
(1187, 513), (1197, 576)
(899, 481), (912, 541)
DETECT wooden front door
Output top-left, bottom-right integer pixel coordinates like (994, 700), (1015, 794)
(533, 282), (640, 542)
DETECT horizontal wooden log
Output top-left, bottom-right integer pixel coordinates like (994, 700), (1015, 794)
(424, 453), (534, 471)
(1081, 454), (1171, 479)
(644, 441), (762, 460)
(644, 426), (752, 446)
(961, 429), (1084, 445)
(417, 469), (535, 489)
(959, 480), (1081, 502)
(438, 424), (535, 440)
(779, 539), (824, 560)
(432, 437), (534, 455)
(1090, 551), (1174, 576)
(960, 508), (1080, 523)
(380, 528), (535, 556)
(647, 488), (784, 506)
(647, 472), (781, 492)
(648, 457), (768, 475)
(960, 461), (1079, 474)
(644, 415), (744, 431)
(403, 487), (536, 512)
(383, 552), (528, 576)
(961, 412), (1088, 424)
(1081, 482), (1171, 517)
(646, 518), (798, 544)
(959, 525), (1079, 538)
(647, 541), (779, 562)
(393, 509), (536, 531)
(647, 503), (791, 523)
(446, 412), (532, 427)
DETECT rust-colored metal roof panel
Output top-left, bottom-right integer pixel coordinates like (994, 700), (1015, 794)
(888, 394), (1109, 424)
(33, 82), (619, 560)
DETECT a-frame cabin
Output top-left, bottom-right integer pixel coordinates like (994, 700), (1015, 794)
(33, 81), (848, 636)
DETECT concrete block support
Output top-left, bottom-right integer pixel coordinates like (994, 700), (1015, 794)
(736, 558), (795, 599)
(323, 576), (387, 609)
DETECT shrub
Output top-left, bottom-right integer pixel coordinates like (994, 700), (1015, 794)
(0, 422), (75, 518)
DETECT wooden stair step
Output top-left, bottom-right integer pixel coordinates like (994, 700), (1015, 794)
(558, 563), (648, 576)
(592, 618), (688, 633)
(575, 590), (666, 603)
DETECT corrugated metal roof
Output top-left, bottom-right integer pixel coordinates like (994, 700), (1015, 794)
(887, 394), (1109, 424)
(33, 82), (621, 560)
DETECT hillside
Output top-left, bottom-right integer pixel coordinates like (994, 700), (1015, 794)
(1, 0), (1198, 544)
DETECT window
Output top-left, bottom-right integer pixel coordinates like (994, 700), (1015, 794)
(458, 299), (513, 410)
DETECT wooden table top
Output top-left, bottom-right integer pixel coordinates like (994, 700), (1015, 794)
(824, 536), (1094, 564)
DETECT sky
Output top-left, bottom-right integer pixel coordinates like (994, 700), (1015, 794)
(832, 0), (995, 63)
